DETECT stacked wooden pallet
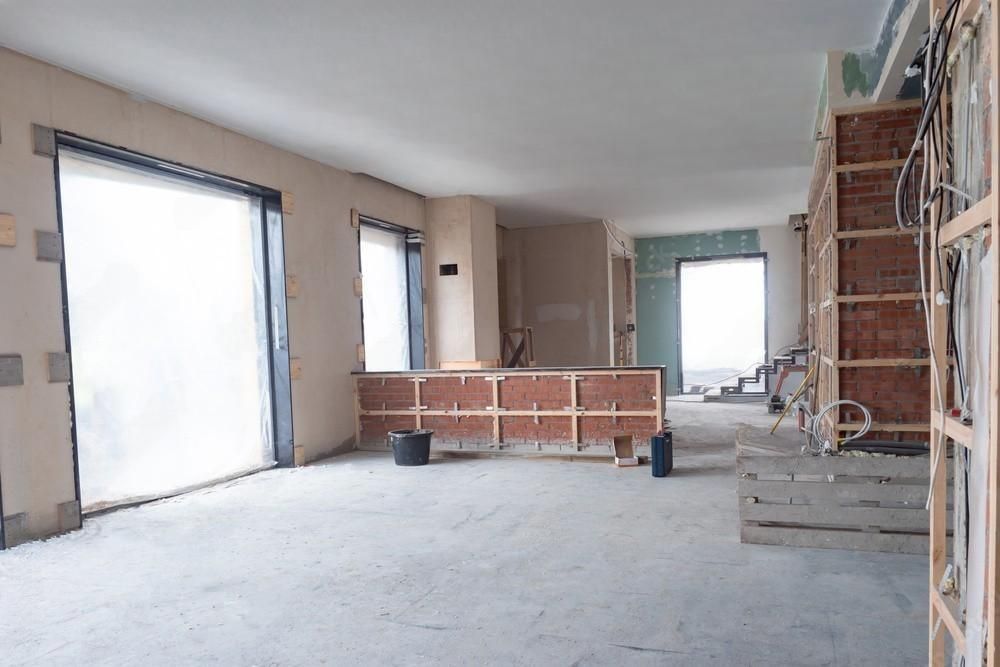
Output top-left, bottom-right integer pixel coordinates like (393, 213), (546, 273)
(737, 425), (937, 554)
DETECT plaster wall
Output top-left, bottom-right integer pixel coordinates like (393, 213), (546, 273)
(470, 198), (500, 361)
(424, 195), (499, 366)
(502, 222), (611, 367)
(0, 48), (425, 542)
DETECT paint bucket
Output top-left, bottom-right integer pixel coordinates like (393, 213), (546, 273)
(651, 432), (673, 477)
(388, 429), (433, 466)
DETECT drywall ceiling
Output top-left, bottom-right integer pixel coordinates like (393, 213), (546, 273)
(0, 0), (890, 236)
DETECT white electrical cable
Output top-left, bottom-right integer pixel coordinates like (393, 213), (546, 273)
(805, 400), (872, 454)
(602, 219), (632, 257)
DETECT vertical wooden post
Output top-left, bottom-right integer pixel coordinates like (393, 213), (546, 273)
(987, 2), (1000, 662)
(353, 377), (361, 448)
(413, 377), (423, 430)
(830, 116), (842, 450)
(492, 375), (500, 445)
(570, 373), (579, 444)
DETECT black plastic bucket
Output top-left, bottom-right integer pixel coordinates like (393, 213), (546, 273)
(388, 429), (433, 466)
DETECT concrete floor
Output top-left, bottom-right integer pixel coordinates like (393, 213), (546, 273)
(0, 401), (925, 666)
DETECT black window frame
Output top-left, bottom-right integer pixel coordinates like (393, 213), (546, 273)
(51, 132), (297, 503)
(356, 215), (425, 370)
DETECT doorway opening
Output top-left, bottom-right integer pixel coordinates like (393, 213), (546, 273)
(55, 136), (293, 513)
(610, 254), (634, 365)
(677, 254), (767, 394)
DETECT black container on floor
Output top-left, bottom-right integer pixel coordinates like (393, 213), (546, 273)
(389, 429), (433, 466)
(651, 432), (673, 477)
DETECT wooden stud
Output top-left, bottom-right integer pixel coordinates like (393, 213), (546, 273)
(289, 357), (303, 380)
(353, 276), (363, 298)
(833, 158), (908, 173)
(285, 274), (300, 298)
(281, 191), (295, 215)
(988, 2), (1000, 660)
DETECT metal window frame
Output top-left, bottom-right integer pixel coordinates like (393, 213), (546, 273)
(50, 132), (297, 513)
(357, 214), (425, 370)
(675, 252), (770, 395)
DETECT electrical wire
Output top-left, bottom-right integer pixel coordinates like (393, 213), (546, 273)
(602, 219), (632, 257)
(807, 400), (872, 453)
(892, 0), (962, 510)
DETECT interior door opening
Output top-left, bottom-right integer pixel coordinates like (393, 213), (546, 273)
(57, 145), (286, 512)
(678, 255), (767, 394)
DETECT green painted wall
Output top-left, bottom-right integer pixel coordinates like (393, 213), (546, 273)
(636, 230), (761, 395)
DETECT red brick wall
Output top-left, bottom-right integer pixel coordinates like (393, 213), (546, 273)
(835, 106), (921, 166)
(829, 106), (929, 439)
(355, 370), (662, 451)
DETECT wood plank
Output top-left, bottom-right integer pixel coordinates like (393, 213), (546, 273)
(837, 422), (930, 432)
(741, 503), (931, 531)
(358, 409), (658, 418)
(834, 158), (907, 173)
(738, 454), (930, 477)
(739, 479), (929, 504)
(740, 524), (928, 554)
(836, 358), (931, 368)
(831, 98), (922, 118)
(357, 368), (661, 380)
(939, 194), (992, 246)
(834, 292), (923, 303)
(932, 410), (974, 446)
(930, 588), (967, 656)
(988, 3), (1000, 660)
(836, 227), (920, 239)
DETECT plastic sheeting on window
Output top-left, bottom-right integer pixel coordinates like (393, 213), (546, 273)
(963, 246), (993, 667)
(58, 150), (275, 512)
(360, 225), (411, 371)
(679, 257), (767, 392)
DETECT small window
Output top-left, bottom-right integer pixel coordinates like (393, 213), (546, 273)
(439, 263), (458, 276)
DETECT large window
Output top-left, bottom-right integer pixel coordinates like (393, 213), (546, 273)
(56, 138), (293, 511)
(358, 217), (424, 371)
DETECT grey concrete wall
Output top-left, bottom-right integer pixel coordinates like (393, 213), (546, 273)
(0, 48), (425, 542)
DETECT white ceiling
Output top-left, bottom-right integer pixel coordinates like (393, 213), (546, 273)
(0, 0), (890, 236)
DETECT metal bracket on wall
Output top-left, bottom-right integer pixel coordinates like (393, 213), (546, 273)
(32, 124), (56, 157)
(35, 231), (64, 262)
(0, 355), (24, 387)
(47, 352), (71, 383)
(56, 500), (81, 532)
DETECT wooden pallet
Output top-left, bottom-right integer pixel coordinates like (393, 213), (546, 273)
(737, 426), (936, 554)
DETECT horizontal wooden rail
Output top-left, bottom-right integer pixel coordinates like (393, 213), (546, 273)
(837, 422), (931, 433)
(939, 194), (992, 246)
(834, 158), (907, 173)
(359, 409), (659, 418)
(837, 358), (930, 368)
(835, 292), (924, 303)
(836, 227), (920, 240)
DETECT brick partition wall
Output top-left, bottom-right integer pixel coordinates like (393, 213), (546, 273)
(808, 101), (930, 444)
(354, 367), (664, 456)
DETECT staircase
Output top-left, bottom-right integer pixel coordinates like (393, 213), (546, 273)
(703, 346), (809, 403)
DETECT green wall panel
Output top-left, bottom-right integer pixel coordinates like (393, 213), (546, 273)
(636, 229), (760, 394)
